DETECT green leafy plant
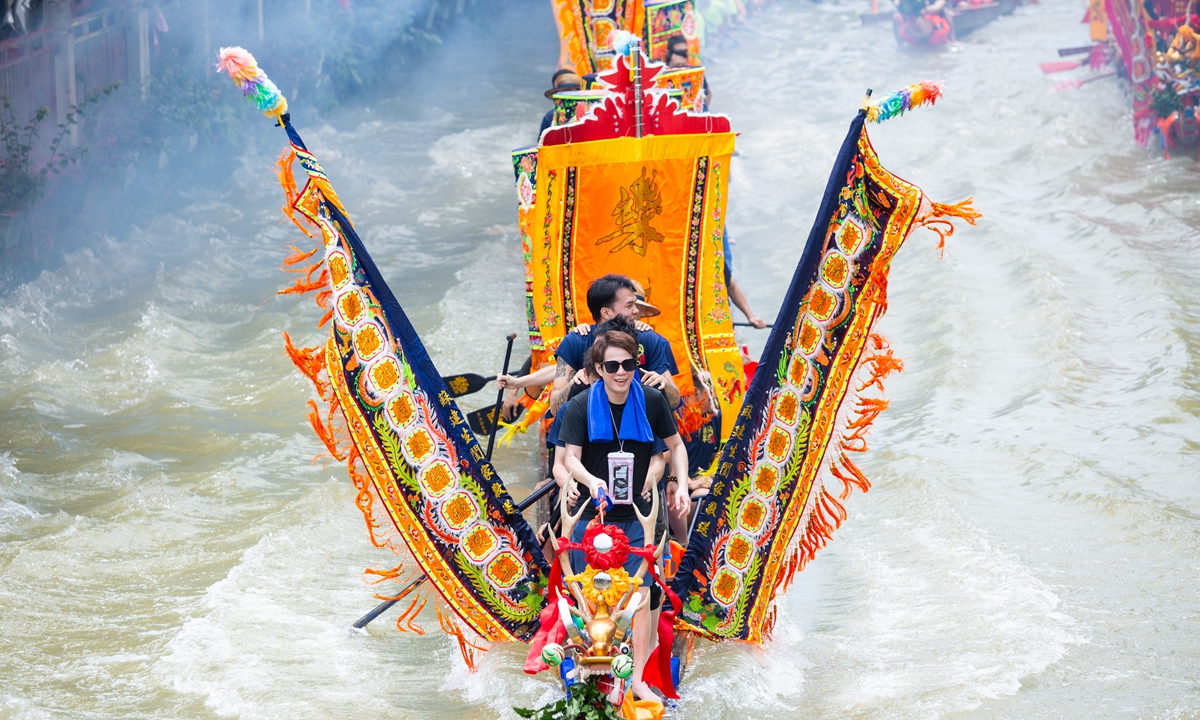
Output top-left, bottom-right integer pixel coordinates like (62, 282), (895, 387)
(514, 680), (624, 720)
(1151, 88), (1184, 120)
(0, 84), (116, 215)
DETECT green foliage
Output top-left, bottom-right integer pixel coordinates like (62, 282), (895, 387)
(0, 85), (116, 214)
(1151, 88), (1184, 120)
(80, 53), (245, 175)
(146, 62), (242, 145)
(513, 680), (624, 720)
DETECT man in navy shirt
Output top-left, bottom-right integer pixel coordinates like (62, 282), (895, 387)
(549, 274), (680, 414)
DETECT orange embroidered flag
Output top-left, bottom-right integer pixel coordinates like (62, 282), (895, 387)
(518, 54), (744, 439)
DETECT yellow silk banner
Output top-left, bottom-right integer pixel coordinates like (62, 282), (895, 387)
(529, 132), (744, 439)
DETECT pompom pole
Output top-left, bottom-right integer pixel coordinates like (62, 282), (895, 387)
(215, 46), (288, 122)
(864, 81), (944, 123)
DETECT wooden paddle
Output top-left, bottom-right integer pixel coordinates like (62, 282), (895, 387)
(441, 373), (495, 398)
(733, 321), (774, 328)
(1058, 44), (1094, 56)
(466, 402), (502, 435)
(1040, 59), (1083, 73)
(1053, 71), (1115, 91)
(351, 478), (559, 629)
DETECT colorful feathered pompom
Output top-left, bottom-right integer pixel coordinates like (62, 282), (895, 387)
(864, 81), (943, 123)
(607, 29), (640, 56)
(215, 46), (288, 120)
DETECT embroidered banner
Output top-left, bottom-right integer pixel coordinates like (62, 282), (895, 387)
(645, 0), (701, 62)
(671, 112), (978, 642)
(283, 123), (549, 644)
(521, 53), (742, 438)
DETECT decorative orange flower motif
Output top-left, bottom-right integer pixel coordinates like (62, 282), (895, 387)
(355, 326), (382, 358)
(742, 501), (764, 529)
(754, 466), (778, 496)
(767, 428), (790, 460)
(422, 463), (453, 495)
(728, 535), (752, 567)
(443, 494), (475, 528)
(371, 360), (399, 391)
(821, 253), (849, 287)
(339, 291), (364, 323)
(405, 429), (432, 460)
(487, 552), (523, 588)
(464, 526), (497, 559)
(328, 253), (350, 287)
(388, 394), (415, 427)
(775, 393), (799, 425)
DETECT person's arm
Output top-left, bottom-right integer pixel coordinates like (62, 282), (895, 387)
(497, 364), (556, 390)
(728, 275), (766, 329)
(549, 357), (579, 414)
(640, 370), (680, 408)
(643, 452), (667, 501)
(662, 434), (691, 510)
(552, 447), (580, 504)
(564, 443), (606, 499)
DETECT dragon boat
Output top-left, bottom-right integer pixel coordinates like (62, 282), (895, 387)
(216, 23), (979, 719)
(888, 0), (1022, 46)
(1095, 0), (1200, 157)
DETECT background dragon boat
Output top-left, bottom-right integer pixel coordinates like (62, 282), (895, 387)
(878, 0), (1024, 46)
(1091, 0), (1200, 156)
(216, 25), (978, 717)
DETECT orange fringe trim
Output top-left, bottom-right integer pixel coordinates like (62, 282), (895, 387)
(283, 332), (329, 400)
(276, 136), (492, 666)
(915, 197), (982, 257)
(276, 148), (314, 237)
(306, 395), (347, 462)
(438, 607), (488, 671)
(772, 333), (905, 599)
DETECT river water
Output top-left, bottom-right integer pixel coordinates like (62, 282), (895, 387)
(2, 0), (1199, 717)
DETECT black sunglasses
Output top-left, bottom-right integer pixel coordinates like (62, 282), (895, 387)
(601, 359), (637, 373)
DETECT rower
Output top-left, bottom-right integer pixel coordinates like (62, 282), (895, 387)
(539, 69), (582, 139)
(557, 330), (690, 702)
(665, 34), (712, 110)
(548, 274), (680, 414)
(724, 231), (767, 329)
(895, 0), (953, 44)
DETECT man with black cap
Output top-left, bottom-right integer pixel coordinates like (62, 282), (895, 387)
(538, 68), (582, 139)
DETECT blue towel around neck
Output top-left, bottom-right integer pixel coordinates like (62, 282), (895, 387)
(586, 376), (654, 443)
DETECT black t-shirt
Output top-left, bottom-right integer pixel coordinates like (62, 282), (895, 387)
(557, 385), (678, 523)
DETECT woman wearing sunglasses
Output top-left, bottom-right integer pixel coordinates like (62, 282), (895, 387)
(557, 330), (690, 702)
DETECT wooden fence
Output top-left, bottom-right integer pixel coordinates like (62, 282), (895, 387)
(0, 0), (147, 131)
(71, 7), (129, 93)
(0, 28), (57, 124)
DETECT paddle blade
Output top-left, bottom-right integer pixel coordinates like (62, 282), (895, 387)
(1052, 78), (1085, 91)
(1041, 60), (1082, 73)
(1054, 70), (1115, 91)
(441, 373), (495, 398)
(467, 403), (500, 435)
